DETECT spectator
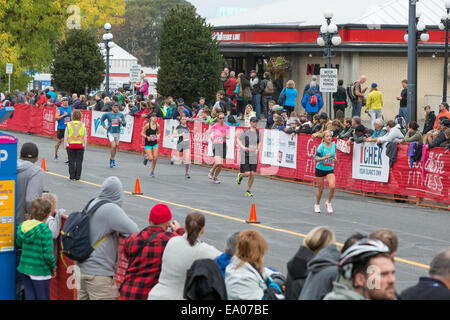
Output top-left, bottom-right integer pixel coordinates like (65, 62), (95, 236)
(351, 75), (368, 117)
(77, 176), (139, 300)
(400, 121), (423, 143)
(433, 102), (450, 129)
(324, 239), (395, 300)
(284, 119), (301, 134)
(236, 73), (251, 120)
(272, 114), (286, 131)
(338, 118), (354, 139)
(215, 232), (240, 277)
(156, 98), (173, 119)
(47, 86), (57, 102)
(296, 112), (313, 134)
(335, 109), (345, 126)
(219, 90), (235, 116)
(225, 230), (277, 300)
(14, 90), (28, 104)
(376, 120), (405, 144)
(396, 80), (408, 121)
(370, 118), (388, 139)
(117, 88), (125, 106)
(35, 91), (48, 106)
(427, 121), (450, 149)
(225, 115), (240, 126)
(286, 111), (300, 127)
(265, 101), (279, 129)
(79, 95), (88, 110)
(302, 83), (323, 121)
(329, 120), (344, 137)
(400, 248), (450, 300)
(102, 97), (114, 112)
(366, 83), (383, 130)
(71, 93), (81, 109)
(224, 71), (237, 105)
(200, 108), (211, 123)
(94, 93), (104, 111)
(119, 204), (184, 300)
(172, 98), (192, 119)
(312, 113), (333, 138)
(249, 70), (262, 120)
(352, 125), (374, 144)
(140, 79), (150, 101)
(41, 193), (67, 262)
(332, 80), (347, 118)
(220, 71), (228, 90)
(260, 72), (274, 119)
(243, 104), (257, 128)
(198, 97), (207, 110)
(311, 114), (322, 134)
(303, 75), (321, 95)
(285, 226), (335, 300)
(299, 232), (366, 300)
(423, 105), (436, 135)
(223, 67), (230, 79)
(283, 80), (298, 116)
(16, 198), (56, 300)
(148, 212), (221, 300)
(369, 229), (398, 258)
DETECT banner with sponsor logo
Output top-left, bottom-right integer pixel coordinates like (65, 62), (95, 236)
(162, 119), (180, 150)
(336, 138), (351, 154)
(90, 111), (134, 143)
(207, 125), (236, 160)
(352, 142), (390, 183)
(261, 129), (297, 169)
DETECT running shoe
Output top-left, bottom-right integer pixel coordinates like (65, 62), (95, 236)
(65, 160), (69, 164)
(213, 177), (221, 184)
(143, 156), (148, 166)
(109, 159), (114, 168)
(150, 172), (155, 178)
(314, 204), (321, 214)
(325, 202), (333, 214)
(185, 173), (191, 179)
(54, 154), (58, 161)
(245, 190), (254, 197)
(236, 173), (243, 186)
(208, 171), (214, 179)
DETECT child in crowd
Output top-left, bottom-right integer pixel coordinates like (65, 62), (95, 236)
(16, 198), (56, 300)
(42, 193), (68, 263)
(286, 111), (300, 127)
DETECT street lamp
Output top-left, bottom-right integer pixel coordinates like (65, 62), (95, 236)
(439, 0), (450, 102)
(405, 1), (429, 122)
(102, 23), (115, 95)
(317, 9), (341, 118)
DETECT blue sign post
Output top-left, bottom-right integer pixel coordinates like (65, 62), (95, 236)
(0, 107), (17, 300)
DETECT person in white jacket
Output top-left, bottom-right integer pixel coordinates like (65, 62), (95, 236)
(225, 230), (276, 300)
(376, 120), (404, 144)
(148, 212), (221, 300)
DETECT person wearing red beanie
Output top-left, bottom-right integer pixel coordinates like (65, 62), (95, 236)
(119, 204), (184, 300)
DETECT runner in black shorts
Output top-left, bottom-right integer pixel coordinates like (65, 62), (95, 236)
(173, 114), (192, 179)
(141, 113), (160, 177)
(236, 116), (260, 197)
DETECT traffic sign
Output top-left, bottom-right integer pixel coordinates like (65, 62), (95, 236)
(5, 64), (13, 75)
(130, 64), (141, 83)
(320, 68), (338, 93)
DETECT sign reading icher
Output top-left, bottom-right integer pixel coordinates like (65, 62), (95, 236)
(320, 68), (338, 93)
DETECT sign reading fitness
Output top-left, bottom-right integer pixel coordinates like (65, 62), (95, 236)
(261, 129), (297, 169)
(352, 142), (390, 183)
(91, 111), (134, 143)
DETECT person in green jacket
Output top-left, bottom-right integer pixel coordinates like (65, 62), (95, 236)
(401, 121), (423, 143)
(17, 198), (56, 300)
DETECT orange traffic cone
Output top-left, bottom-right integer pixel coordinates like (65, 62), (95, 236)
(132, 178), (143, 195)
(246, 203), (260, 224)
(41, 158), (47, 171)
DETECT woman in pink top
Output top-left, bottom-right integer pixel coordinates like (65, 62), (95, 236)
(207, 112), (230, 184)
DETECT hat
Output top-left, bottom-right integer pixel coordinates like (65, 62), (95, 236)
(371, 83), (378, 88)
(182, 109), (190, 115)
(149, 204), (172, 225)
(272, 105), (283, 111)
(20, 142), (39, 159)
(48, 98), (55, 104)
(177, 98), (184, 103)
(250, 70), (256, 74)
(439, 119), (450, 127)
(250, 116), (258, 122)
(281, 109), (288, 113)
(61, 97), (69, 101)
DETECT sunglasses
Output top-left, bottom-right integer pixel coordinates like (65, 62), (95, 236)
(219, 117), (225, 120)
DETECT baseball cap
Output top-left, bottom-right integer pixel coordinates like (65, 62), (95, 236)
(281, 109), (288, 113)
(149, 204), (172, 225)
(61, 97), (69, 102)
(250, 116), (258, 122)
(371, 83), (378, 88)
(177, 98), (184, 103)
(272, 105), (283, 112)
(20, 142), (39, 159)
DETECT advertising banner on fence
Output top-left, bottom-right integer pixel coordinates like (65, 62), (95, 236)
(90, 111), (134, 143)
(162, 119), (180, 150)
(261, 129), (297, 169)
(207, 125), (236, 160)
(352, 142), (390, 183)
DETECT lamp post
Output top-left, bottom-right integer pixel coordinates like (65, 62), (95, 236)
(439, 0), (450, 102)
(405, 1), (429, 123)
(102, 23), (114, 96)
(317, 9), (342, 118)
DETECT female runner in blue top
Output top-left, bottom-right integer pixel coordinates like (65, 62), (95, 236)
(314, 130), (337, 214)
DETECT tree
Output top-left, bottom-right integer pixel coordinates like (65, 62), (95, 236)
(51, 29), (106, 94)
(157, 5), (223, 105)
(69, 0), (125, 30)
(112, 0), (193, 67)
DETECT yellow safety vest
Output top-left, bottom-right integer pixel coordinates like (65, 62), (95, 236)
(67, 121), (85, 145)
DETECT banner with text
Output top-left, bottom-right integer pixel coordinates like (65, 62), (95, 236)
(261, 129), (297, 169)
(90, 111), (134, 143)
(352, 142), (390, 183)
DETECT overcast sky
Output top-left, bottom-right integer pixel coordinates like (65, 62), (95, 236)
(187, 0), (273, 19)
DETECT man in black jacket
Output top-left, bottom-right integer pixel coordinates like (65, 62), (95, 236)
(400, 248), (450, 300)
(422, 105), (436, 135)
(333, 80), (347, 119)
(249, 70), (263, 120)
(94, 93), (104, 111)
(427, 119), (450, 149)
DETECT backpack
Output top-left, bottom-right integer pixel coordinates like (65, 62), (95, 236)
(346, 82), (358, 103)
(60, 199), (111, 262)
(278, 88), (287, 105)
(264, 80), (274, 95)
(243, 86), (252, 101)
(309, 93), (318, 106)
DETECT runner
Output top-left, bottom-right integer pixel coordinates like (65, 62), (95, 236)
(54, 97), (71, 162)
(141, 113), (160, 177)
(207, 112), (230, 184)
(314, 130), (337, 214)
(173, 113), (192, 179)
(100, 103), (126, 168)
(236, 116), (261, 197)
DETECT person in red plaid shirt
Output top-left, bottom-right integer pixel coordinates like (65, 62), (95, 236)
(118, 204), (184, 300)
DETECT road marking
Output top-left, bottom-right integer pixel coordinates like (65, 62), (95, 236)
(45, 170), (430, 270)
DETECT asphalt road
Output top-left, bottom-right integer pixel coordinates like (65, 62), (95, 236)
(11, 130), (450, 293)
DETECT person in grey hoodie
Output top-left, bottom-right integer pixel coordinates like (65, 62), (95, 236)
(375, 120), (404, 144)
(77, 176), (139, 300)
(299, 233), (366, 300)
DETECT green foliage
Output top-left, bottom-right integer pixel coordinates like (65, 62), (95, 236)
(51, 29), (106, 94)
(112, 0), (193, 67)
(157, 5), (223, 105)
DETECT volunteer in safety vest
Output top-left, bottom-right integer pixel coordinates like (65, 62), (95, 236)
(64, 110), (87, 181)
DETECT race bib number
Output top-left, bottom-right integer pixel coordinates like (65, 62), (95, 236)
(111, 119), (119, 127)
(216, 136), (225, 143)
(149, 135), (157, 141)
(64, 117), (70, 123)
(323, 158), (334, 166)
(182, 132), (190, 141)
